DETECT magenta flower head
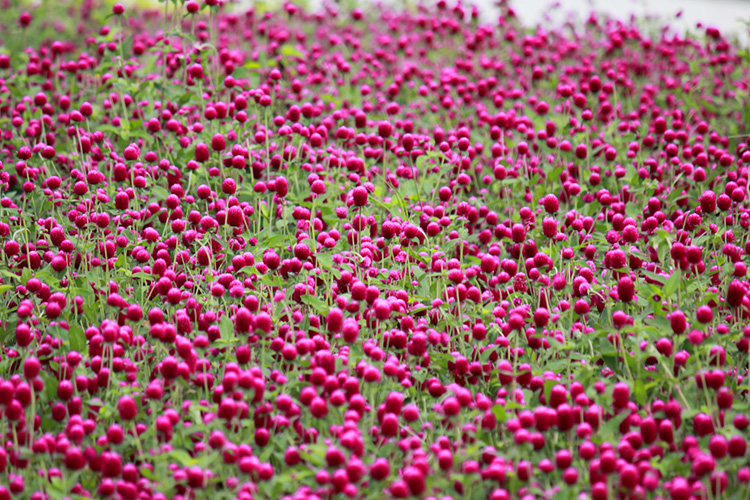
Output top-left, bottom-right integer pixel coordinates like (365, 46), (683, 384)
(670, 309), (687, 334)
(352, 186), (368, 206)
(222, 178), (236, 195)
(542, 194), (559, 214)
(262, 249), (280, 270)
(699, 190), (716, 213)
(227, 206), (244, 227)
(612, 382), (630, 408)
(533, 308), (549, 327)
(189, 63), (204, 79)
(342, 318), (359, 343)
(117, 395), (138, 421)
(370, 458), (390, 480)
(195, 143), (209, 162)
(618, 276), (635, 303)
(326, 307), (343, 333)
(18, 11), (32, 27)
(311, 179), (326, 195)
(511, 223), (526, 243)
(23, 356), (40, 380)
(696, 305), (713, 324)
(377, 121), (393, 138)
(211, 133), (226, 151)
(727, 280), (747, 308)
(573, 299), (590, 315)
(542, 217), (558, 238)
(276, 176), (289, 197)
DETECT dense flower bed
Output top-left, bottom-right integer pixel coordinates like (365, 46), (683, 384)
(0, 1), (750, 499)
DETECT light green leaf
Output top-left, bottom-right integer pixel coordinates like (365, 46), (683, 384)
(69, 324), (86, 353)
(663, 270), (681, 298)
(219, 314), (234, 339)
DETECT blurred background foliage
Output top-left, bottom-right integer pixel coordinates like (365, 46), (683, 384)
(0, 0), (262, 56)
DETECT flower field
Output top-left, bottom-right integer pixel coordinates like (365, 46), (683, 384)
(0, 1), (750, 499)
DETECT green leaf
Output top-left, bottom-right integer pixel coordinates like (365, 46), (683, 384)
(219, 314), (234, 340)
(41, 416), (57, 433)
(69, 325), (86, 353)
(168, 449), (194, 467)
(412, 265), (426, 281)
(42, 371), (59, 401)
(259, 443), (275, 463)
(663, 270), (681, 298)
(490, 404), (508, 424)
(140, 467), (158, 481)
(548, 165), (563, 182)
(316, 252), (333, 270)
(602, 411), (629, 438)
(642, 270), (667, 286)
(280, 44), (304, 59)
(301, 294), (326, 312)
(634, 379), (646, 406)
(114, 253), (127, 271)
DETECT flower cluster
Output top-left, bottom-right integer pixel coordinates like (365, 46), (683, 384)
(0, 1), (749, 499)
